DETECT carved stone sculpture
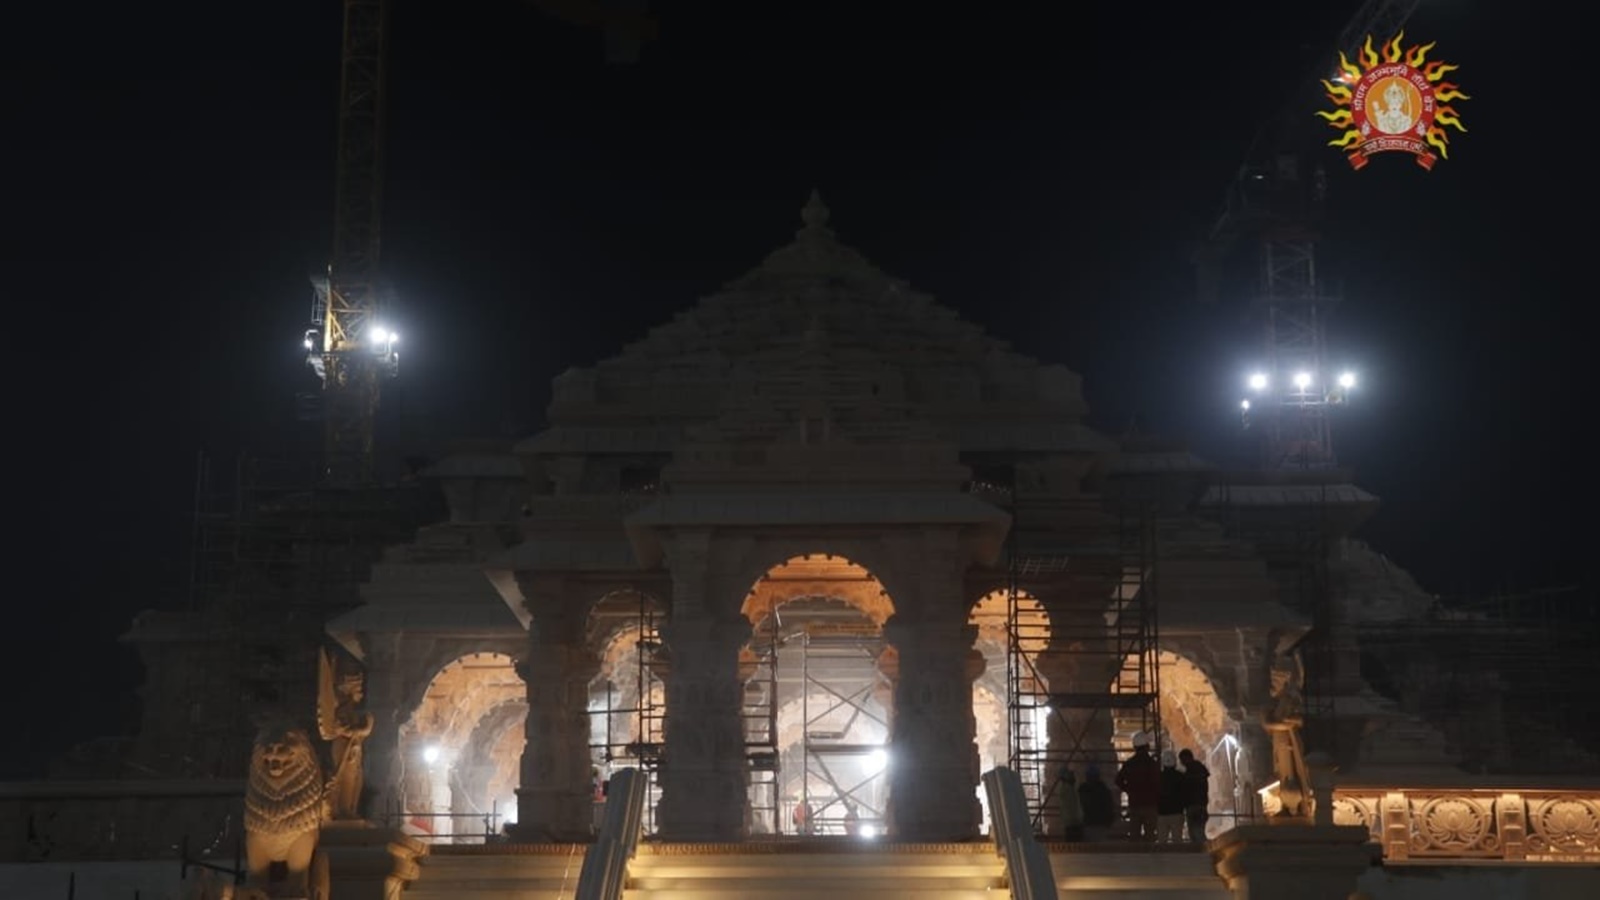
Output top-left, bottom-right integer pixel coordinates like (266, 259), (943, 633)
(1264, 640), (1313, 820)
(318, 648), (374, 822)
(242, 725), (329, 898)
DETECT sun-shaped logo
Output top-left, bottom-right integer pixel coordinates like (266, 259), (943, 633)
(1318, 32), (1470, 171)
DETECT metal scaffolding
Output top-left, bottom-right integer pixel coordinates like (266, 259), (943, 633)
(742, 618), (781, 835)
(172, 451), (430, 778)
(792, 631), (891, 836)
(978, 469), (1162, 832)
(591, 594), (666, 834)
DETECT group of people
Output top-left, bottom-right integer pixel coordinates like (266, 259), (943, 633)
(1056, 732), (1210, 844)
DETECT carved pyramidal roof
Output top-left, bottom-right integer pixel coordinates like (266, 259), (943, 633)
(535, 193), (1113, 455)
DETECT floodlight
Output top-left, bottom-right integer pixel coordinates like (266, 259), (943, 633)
(1247, 373), (1268, 391)
(860, 824), (879, 839)
(1240, 399), (1251, 411)
(369, 327), (389, 345)
(1338, 371), (1356, 389)
(423, 745), (441, 765)
(865, 748), (888, 774)
(1292, 372), (1312, 390)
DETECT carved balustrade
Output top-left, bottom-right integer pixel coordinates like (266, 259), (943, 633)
(1331, 786), (1600, 863)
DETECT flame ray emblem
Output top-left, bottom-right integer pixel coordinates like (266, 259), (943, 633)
(1319, 34), (1469, 171)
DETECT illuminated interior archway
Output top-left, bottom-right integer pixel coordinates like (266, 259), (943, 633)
(741, 554), (894, 837)
(1111, 649), (1245, 838)
(968, 588), (1050, 833)
(398, 652), (524, 840)
(587, 590), (667, 832)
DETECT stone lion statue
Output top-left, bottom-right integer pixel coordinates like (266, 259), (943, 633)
(241, 724), (329, 898)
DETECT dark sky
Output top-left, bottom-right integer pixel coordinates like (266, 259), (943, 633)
(5, 0), (1588, 776)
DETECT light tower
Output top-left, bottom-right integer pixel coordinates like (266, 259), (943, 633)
(1237, 238), (1357, 469)
(303, 0), (398, 485)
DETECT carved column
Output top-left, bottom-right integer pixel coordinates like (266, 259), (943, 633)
(884, 614), (983, 841)
(511, 584), (601, 842)
(655, 613), (752, 841)
(362, 634), (407, 823)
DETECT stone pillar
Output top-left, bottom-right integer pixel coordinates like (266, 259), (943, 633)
(319, 822), (426, 900)
(655, 613), (752, 841)
(884, 615), (983, 842)
(511, 597), (601, 842)
(361, 635), (406, 824)
(1209, 824), (1373, 900)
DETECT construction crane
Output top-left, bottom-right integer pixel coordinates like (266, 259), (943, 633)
(1203, 0), (1422, 469)
(301, 0), (655, 484)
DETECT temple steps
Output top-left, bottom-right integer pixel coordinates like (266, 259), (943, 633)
(1048, 849), (1231, 898)
(407, 849), (586, 899)
(406, 841), (1231, 899)
(622, 845), (1005, 899)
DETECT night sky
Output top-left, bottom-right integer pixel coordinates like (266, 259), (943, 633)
(7, 0), (1587, 776)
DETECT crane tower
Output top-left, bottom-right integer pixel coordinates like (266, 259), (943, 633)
(1211, 0), (1421, 469)
(304, 0), (398, 485)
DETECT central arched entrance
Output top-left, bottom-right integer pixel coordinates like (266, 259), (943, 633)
(741, 554), (895, 837)
(398, 652), (525, 841)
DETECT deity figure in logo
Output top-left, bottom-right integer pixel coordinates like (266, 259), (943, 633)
(1371, 80), (1415, 135)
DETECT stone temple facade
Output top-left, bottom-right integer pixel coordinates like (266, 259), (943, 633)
(283, 192), (1520, 846)
(8, 193), (1599, 900)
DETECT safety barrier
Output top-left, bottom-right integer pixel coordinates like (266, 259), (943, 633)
(982, 766), (1059, 900)
(575, 767), (647, 900)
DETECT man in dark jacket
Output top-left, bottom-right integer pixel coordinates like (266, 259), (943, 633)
(1078, 766), (1115, 841)
(1115, 732), (1160, 841)
(1157, 750), (1186, 842)
(1179, 748), (1211, 845)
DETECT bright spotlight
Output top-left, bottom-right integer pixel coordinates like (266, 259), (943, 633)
(860, 824), (879, 839)
(422, 745), (440, 765)
(1338, 371), (1356, 389)
(1292, 372), (1312, 390)
(370, 326), (389, 345)
(1247, 373), (1268, 391)
(1240, 399), (1251, 411)
(865, 748), (888, 774)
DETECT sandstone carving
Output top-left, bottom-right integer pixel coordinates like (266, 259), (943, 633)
(1263, 638), (1312, 820)
(318, 647), (374, 821)
(242, 725), (329, 898)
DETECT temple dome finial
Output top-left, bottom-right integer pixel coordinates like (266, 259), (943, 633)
(800, 189), (830, 232)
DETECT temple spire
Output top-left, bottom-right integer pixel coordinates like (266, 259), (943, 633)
(799, 189), (831, 235)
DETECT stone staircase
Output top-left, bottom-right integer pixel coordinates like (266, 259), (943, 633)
(407, 845), (588, 899)
(1047, 846), (1230, 899)
(406, 841), (1004, 899)
(622, 842), (1005, 899)
(405, 840), (1232, 900)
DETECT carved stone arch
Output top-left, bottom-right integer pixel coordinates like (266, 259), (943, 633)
(464, 699), (530, 757)
(964, 575), (1010, 616)
(586, 587), (668, 654)
(394, 637), (525, 731)
(1159, 635), (1249, 724)
(730, 543), (906, 628)
(725, 538), (912, 618)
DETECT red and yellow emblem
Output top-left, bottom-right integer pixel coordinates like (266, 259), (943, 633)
(1318, 33), (1469, 170)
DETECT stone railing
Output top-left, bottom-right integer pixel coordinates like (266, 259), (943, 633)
(1332, 784), (1600, 863)
(0, 780), (244, 862)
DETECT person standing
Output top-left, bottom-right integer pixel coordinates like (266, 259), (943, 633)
(1055, 767), (1085, 841)
(1078, 766), (1115, 842)
(1179, 748), (1211, 845)
(1157, 750), (1186, 843)
(1115, 732), (1161, 841)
